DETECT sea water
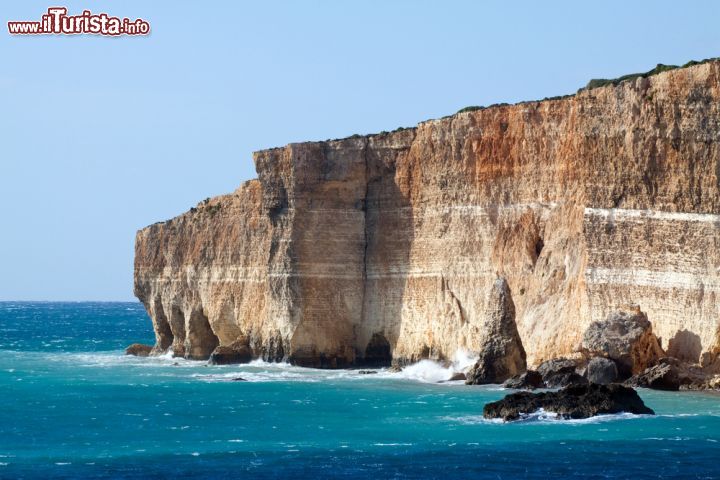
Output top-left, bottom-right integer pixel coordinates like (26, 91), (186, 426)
(1, 302), (719, 479)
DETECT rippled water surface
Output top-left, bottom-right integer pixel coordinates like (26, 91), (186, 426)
(2, 302), (720, 479)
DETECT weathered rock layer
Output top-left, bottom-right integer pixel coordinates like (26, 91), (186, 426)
(135, 61), (720, 367)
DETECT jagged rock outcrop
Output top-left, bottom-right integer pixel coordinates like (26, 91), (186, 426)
(626, 356), (716, 391)
(135, 61), (720, 367)
(626, 361), (684, 391)
(465, 278), (526, 384)
(483, 383), (655, 421)
(582, 306), (664, 377)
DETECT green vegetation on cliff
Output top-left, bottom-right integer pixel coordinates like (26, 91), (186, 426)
(583, 58), (719, 91)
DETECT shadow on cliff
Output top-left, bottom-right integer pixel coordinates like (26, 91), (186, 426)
(667, 329), (703, 364)
(358, 139), (414, 367)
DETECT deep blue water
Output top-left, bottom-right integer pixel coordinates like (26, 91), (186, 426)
(1, 302), (719, 479)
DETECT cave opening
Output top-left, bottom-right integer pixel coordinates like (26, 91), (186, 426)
(363, 333), (392, 367)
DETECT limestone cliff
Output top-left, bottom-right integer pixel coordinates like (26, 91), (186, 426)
(134, 60), (720, 367)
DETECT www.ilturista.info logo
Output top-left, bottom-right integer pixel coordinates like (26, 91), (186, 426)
(8, 7), (150, 36)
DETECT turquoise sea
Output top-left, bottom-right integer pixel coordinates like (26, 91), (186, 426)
(1, 302), (719, 479)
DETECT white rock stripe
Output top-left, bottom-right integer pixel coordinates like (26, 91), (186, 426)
(585, 207), (720, 223)
(587, 267), (720, 290)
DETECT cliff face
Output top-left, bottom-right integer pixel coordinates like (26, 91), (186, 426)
(135, 61), (720, 367)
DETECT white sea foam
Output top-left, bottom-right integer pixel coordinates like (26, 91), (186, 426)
(46, 351), (204, 369)
(393, 360), (454, 383)
(34, 349), (485, 386)
(658, 413), (701, 418)
(380, 349), (478, 384)
(643, 436), (692, 441)
(444, 410), (647, 425)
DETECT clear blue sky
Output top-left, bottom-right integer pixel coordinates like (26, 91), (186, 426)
(1, 1), (718, 300)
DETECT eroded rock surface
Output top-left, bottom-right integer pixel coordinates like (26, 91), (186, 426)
(582, 306), (664, 377)
(585, 357), (619, 385)
(465, 278), (526, 384)
(135, 61), (720, 367)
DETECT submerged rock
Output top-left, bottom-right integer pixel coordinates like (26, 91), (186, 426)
(358, 370), (378, 375)
(483, 383), (655, 421)
(502, 370), (545, 390)
(125, 343), (153, 357)
(585, 357), (619, 384)
(231, 377), (247, 382)
(466, 278), (526, 385)
(582, 306), (664, 377)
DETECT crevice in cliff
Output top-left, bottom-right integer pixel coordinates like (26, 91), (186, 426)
(359, 137), (371, 359)
(442, 275), (467, 325)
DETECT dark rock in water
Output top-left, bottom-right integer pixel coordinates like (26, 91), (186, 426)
(439, 372), (468, 383)
(358, 370), (378, 375)
(586, 357), (619, 384)
(231, 377), (247, 382)
(388, 365), (403, 373)
(582, 306), (664, 378)
(125, 343), (153, 357)
(483, 383), (655, 421)
(502, 370), (545, 390)
(466, 278), (526, 385)
(209, 340), (253, 365)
